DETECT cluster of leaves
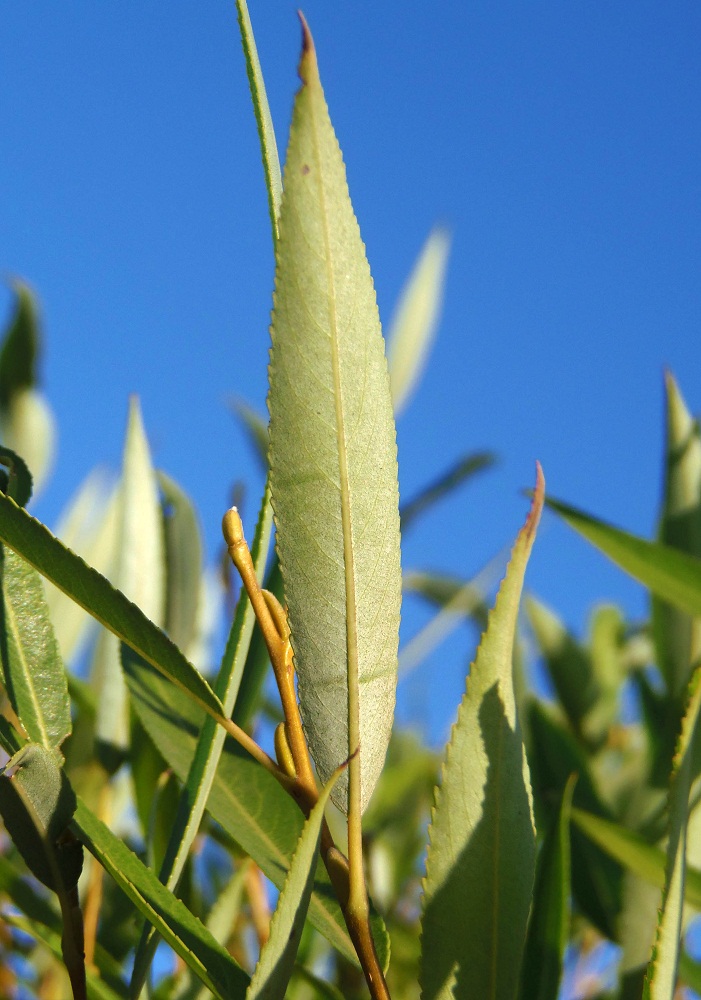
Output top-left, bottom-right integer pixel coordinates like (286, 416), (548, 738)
(1, 5), (700, 1000)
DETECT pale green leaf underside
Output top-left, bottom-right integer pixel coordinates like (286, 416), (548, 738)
(247, 768), (341, 999)
(420, 467), (543, 1000)
(268, 32), (401, 813)
(387, 225), (451, 417)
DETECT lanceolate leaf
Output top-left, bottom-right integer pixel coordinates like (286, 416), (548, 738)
(386, 225), (451, 417)
(652, 372), (701, 699)
(267, 22), (401, 814)
(92, 398), (165, 752)
(0, 546), (70, 751)
(420, 466), (544, 1000)
(644, 665), (701, 998)
(0, 490), (223, 720)
(545, 496), (701, 618)
(247, 767), (343, 1000)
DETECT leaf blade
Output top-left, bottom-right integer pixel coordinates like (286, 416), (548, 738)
(267, 24), (401, 813)
(420, 467), (543, 1000)
(0, 490), (224, 720)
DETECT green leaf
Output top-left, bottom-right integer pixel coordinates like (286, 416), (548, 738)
(420, 467), (543, 1000)
(92, 397), (165, 753)
(399, 451), (495, 532)
(0, 446), (33, 507)
(0, 546), (71, 751)
(235, 0), (282, 238)
(518, 774), (575, 1000)
(124, 649), (390, 971)
(158, 471), (203, 655)
(526, 596), (596, 737)
(267, 24), (401, 815)
(527, 698), (621, 938)
(44, 468), (119, 663)
(72, 797), (249, 1000)
(0, 743), (83, 892)
(386, 226), (451, 416)
(545, 495), (701, 619)
(570, 809), (701, 909)
(0, 490), (223, 721)
(651, 372), (701, 699)
(0, 282), (56, 494)
(0, 280), (41, 405)
(247, 767), (343, 999)
(129, 481), (274, 997)
(644, 666), (701, 998)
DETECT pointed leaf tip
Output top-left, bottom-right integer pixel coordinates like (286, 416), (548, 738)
(526, 462), (545, 542)
(297, 12), (315, 81)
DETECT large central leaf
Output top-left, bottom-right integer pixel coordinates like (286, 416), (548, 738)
(267, 22), (401, 814)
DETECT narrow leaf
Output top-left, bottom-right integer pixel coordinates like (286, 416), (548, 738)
(519, 774), (575, 1000)
(644, 665), (701, 998)
(92, 397), (165, 751)
(235, 0), (282, 238)
(124, 649), (390, 970)
(0, 490), (224, 719)
(129, 482), (274, 997)
(44, 469), (119, 663)
(571, 808), (701, 909)
(387, 226), (451, 416)
(420, 466), (544, 1000)
(545, 495), (701, 618)
(158, 471), (203, 655)
(247, 766), (343, 999)
(0, 546), (71, 751)
(0, 282), (55, 494)
(652, 372), (701, 698)
(267, 22), (401, 814)
(72, 797), (249, 1000)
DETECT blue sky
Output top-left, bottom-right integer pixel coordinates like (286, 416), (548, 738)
(1, 3), (700, 742)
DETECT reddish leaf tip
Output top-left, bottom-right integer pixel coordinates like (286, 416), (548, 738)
(525, 462), (545, 542)
(297, 11), (315, 82)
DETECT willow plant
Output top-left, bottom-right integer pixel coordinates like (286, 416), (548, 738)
(1, 5), (701, 1000)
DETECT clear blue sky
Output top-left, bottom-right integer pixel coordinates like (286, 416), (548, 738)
(1, 3), (700, 742)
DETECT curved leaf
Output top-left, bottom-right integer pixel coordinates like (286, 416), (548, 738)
(0, 490), (223, 720)
(545, 495), (701, 618)
(420, 466), (543, 1000)
(267, 23), (401, 813)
